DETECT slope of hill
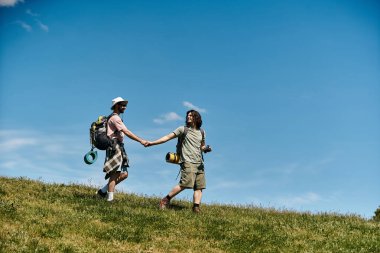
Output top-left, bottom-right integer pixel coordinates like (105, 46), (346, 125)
(0, 176), (379, 252)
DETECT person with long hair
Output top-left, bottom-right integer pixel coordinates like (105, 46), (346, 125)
(146, 110), (212, 213)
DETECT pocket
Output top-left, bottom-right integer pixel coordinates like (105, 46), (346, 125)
(180, 163), (188, 173)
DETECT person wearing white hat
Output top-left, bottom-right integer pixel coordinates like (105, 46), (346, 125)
(97, 97), (148, 201)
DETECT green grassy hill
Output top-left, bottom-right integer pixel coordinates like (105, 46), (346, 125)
(0, 177), (379, 253)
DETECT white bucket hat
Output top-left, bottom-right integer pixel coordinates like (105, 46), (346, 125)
(111, 97), (128, 110)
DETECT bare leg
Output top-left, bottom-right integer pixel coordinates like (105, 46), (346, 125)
(160, 185), (186, 209)
(193, 189), (202, 204)
(108, 171), (128, 192)
(168, 185), (186, 198)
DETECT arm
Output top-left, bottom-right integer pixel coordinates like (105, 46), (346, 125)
(122, 127), (146, 145)
(201, 140), (206, 151)
(200, 140), (212, 153)
(148, 132), (177, 146)
(110, 115), (147, 145)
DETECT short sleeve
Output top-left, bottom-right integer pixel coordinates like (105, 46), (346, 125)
(173, 126), (185, 137)
(108, 115), (127, 133)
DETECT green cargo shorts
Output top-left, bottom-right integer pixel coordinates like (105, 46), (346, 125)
(179, 162), (206, 190)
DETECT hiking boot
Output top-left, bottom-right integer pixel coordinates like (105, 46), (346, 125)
(192, 206), (201, 213)
(159, 197), (170, 210)
(97, 189), (107, 198)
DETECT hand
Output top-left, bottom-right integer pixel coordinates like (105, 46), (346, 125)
(144, 141), (152, 147)
(140, 139), (148, 146)
(203, 145), (212, 153)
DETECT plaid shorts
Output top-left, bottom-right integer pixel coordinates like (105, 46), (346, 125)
(103, 143), (129, 177)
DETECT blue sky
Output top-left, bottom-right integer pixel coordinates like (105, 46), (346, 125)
(1, 0), (379, 219)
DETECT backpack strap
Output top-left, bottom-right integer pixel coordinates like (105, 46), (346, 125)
(107, 113), (120, 125)
(106, 113), (120, 140)
(107, 113), (117, 121)
(200, 128), (205, 161)
(176, 126), (188, 155)
(200, 128), (205, 142)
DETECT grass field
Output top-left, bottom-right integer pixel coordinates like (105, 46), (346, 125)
(0, 176), (379, 252)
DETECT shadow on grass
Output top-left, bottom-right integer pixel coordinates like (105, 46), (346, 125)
(169, 203), (187, 211)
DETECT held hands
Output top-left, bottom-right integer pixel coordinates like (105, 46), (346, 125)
(140, 139), (148, 146)
(139, 139), (153, 147)
(144, 141), (153, 147)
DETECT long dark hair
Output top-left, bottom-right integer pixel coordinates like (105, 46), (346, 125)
(186, 110), (202, 129)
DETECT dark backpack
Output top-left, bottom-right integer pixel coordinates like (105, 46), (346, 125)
(89, 114), (116, 150)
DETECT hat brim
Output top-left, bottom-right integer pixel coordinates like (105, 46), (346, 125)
(111, 100), (128, 110)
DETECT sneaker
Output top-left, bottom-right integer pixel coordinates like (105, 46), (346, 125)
(97, 189), (107, 198)
(159, 197), (170, 210)
(192, 206), (201, 213)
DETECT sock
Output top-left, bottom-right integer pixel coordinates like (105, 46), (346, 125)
(193, 203), (200, 208)
(107, 192), (114, 201)
(166, 195), (172, 201)
(101, 184), (108, 193)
